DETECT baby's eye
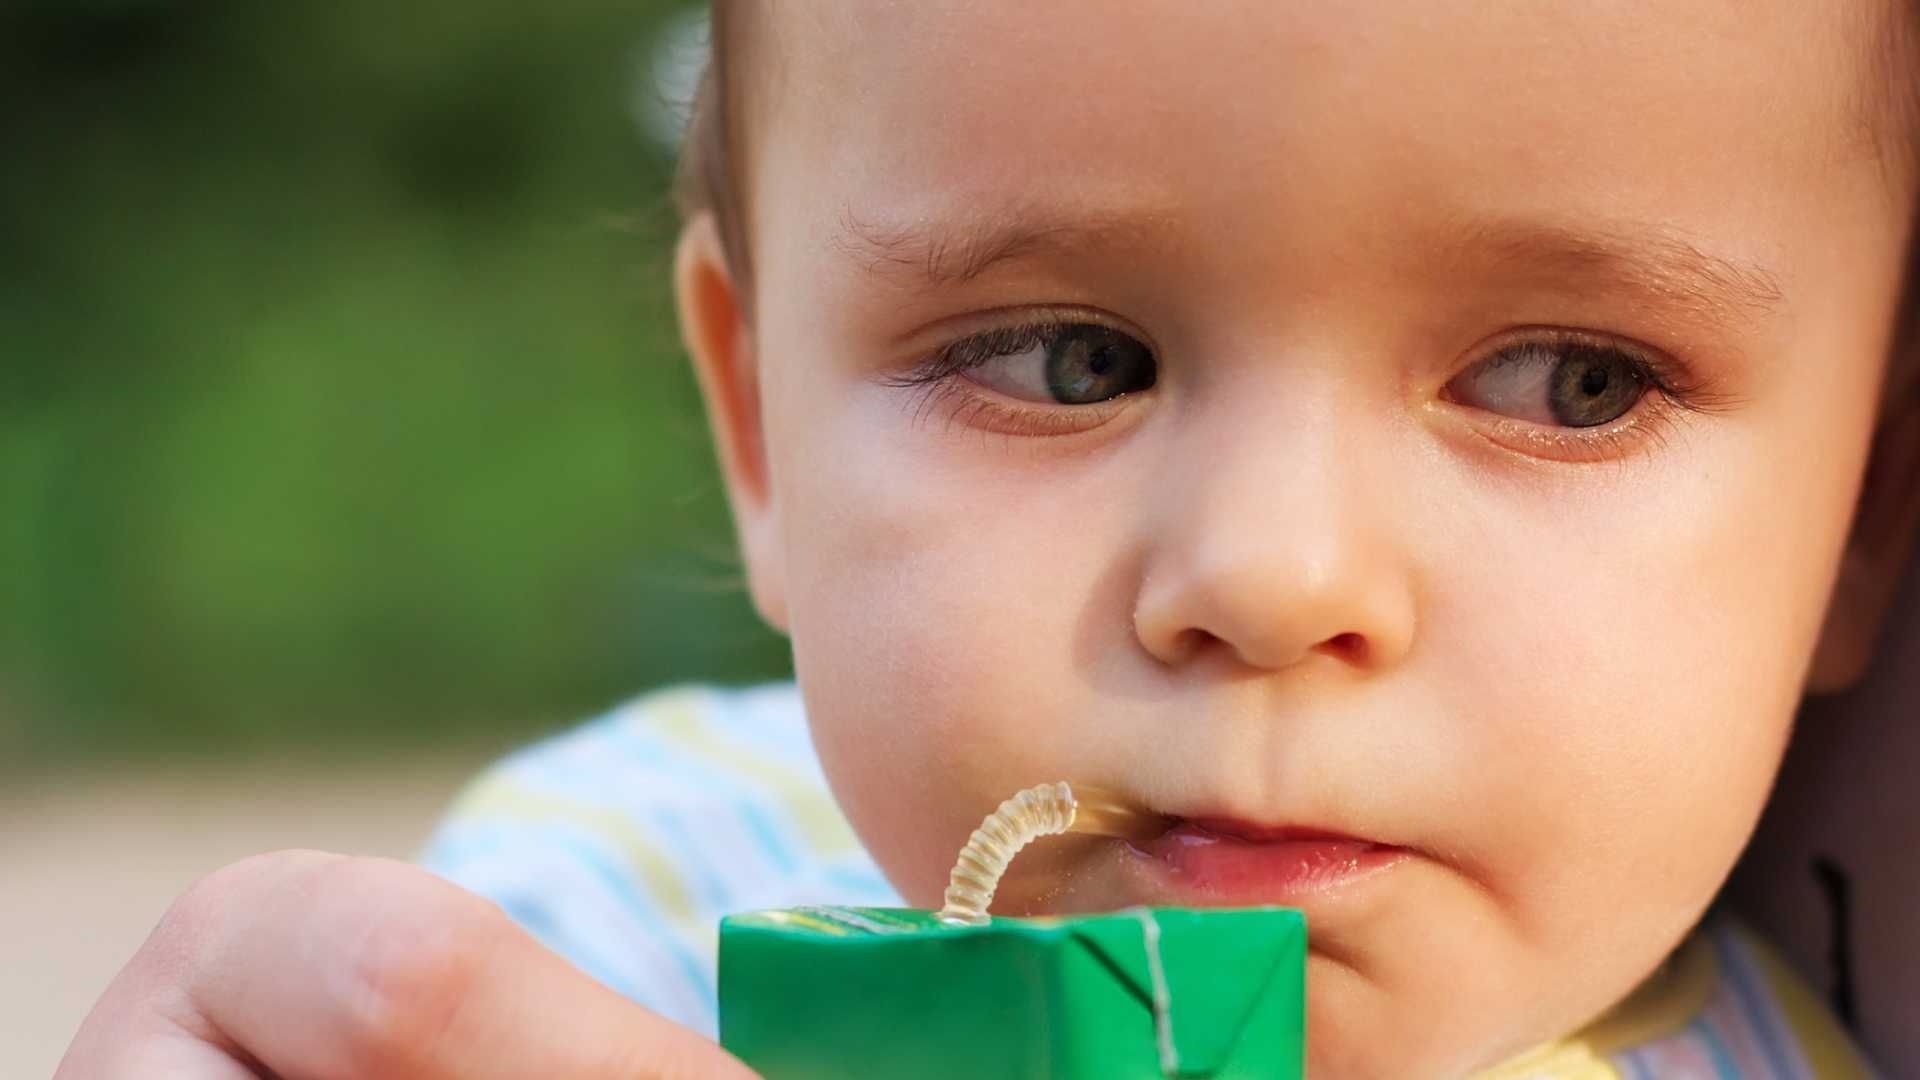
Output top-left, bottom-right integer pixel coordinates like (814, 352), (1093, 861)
(958, 322), (1158, 405)
(1445, 337), (1650, 428)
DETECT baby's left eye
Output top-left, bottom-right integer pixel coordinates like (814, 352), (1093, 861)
(1446, 338), (1650, 428)
(960, 323), (1158, 405)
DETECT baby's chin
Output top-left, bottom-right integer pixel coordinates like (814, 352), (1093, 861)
(1298, 958), (1542, 1079)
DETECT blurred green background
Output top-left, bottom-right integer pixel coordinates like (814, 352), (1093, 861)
(0, 0), (788, 766)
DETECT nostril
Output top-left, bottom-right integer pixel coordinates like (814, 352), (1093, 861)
(1323, 632), (1368, 665)
(1169, 627), (1221, 664)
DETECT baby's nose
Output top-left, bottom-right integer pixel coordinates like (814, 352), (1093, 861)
(1129, 415), (1417, 675)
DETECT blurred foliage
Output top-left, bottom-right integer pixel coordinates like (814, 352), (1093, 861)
(0, 0), (789, 764)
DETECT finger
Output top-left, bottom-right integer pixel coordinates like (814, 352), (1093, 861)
(56, 863), (272, 1080)
(201, 852), (760, 1080)
(57, 1006), (259, 1076)
(68, 850), (760, 1080)
(58, 1028), (259, 1080)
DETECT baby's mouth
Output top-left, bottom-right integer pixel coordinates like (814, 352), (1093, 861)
(1128, 815), (1411, 904)
(947, 783), (1411, 918)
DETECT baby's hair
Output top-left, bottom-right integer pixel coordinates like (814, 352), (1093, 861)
(1872, 1), (1920, 408)
(1871, 1), (1920, 188)
(673, 1), (1920, 375)
(673, 0), (751, 297)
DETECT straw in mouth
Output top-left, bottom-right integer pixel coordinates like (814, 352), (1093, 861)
(936, 781), (1162, 926)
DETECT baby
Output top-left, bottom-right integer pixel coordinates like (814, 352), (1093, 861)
(60, 1), (1920, 1077)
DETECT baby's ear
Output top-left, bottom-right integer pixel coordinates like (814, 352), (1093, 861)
(1807, 317), (1920, 692)
(674, 212), (788, 633)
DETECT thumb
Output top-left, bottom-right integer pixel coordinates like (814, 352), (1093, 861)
(62, 851), (760, 1080)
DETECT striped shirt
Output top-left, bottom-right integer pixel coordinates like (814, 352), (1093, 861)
(419, 681), (1878, 1078)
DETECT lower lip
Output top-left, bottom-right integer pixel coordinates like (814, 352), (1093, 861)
(1135, 821), (1408, 904)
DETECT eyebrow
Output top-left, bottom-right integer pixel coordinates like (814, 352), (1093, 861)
(832, 204), (1167, 288)
(832, 204), (1788, 328)
(1449, 218), (1788, 330)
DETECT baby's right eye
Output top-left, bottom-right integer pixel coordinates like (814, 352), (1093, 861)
(951, 322), (1158, 405)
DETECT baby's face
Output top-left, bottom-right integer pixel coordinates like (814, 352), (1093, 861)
(708, 2), (1911, 1073)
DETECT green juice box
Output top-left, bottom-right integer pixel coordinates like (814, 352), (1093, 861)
(718, 905), (1306, 1079)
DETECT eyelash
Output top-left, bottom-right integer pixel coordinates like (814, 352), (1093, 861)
(883, 317), (1743, 461)
(882, 317), (1139, 438)
(1446, 328), (1742, 464)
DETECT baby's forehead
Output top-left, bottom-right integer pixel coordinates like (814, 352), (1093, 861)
(743, 2), (1894, 197)
(737, 2), (1893, 312)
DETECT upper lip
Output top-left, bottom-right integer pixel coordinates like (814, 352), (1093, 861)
(1175, 816), (1391, 846)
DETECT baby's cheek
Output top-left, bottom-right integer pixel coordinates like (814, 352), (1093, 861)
(781, 460), (1106, 905)
(771, 374), (1168, 903)
(793, 575), (1082, 904)
(1422, 462), (1818, 976)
